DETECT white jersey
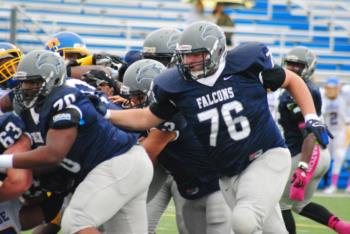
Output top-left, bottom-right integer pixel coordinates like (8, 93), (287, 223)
(0, 199), (22, 233)
(341, 84), (350, 119)
(0, 88), (10, 116)
(322, 94), (349, 133)
(267, 89), (281, 121)
(322, 93), (349, 156)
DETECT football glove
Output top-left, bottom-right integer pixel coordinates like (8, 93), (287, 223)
(304, 119), (333, 149)
(291, 167), (307, 188)
(87, 94), (110, 119)
(92, 53), (126, 71)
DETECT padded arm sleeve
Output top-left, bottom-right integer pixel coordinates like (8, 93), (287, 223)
(261, 65), (286, 91)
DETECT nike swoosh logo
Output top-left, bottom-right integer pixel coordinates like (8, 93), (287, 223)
(312, 123), (324, 127)
(223, 75), (233, 81)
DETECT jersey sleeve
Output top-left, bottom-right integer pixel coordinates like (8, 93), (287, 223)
(149, 81), (178, 120)
(43, 88), (85, 130)
(256, 44), (274, 70)
(49, 107), (82, 129)
(156, 113), (187, 132)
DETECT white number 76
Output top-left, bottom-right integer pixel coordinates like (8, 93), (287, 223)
(197, 100), (251, 146)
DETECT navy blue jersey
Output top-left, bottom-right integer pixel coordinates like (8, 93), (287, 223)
(0, 112), (26, 153)
(37, 85), (137, 181)
(157, 113), (220, 200)
(66, 78), (122, 110)
(151, 42), (286, 177)
(278, 80), (322, 156)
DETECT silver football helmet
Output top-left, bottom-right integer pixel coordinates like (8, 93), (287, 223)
(282, 46), (316, 81)
(175, 21), (227, 80)
(120, 59), (165, 108)
(142, 28), (181, 67)
(13, 50), (66, 109)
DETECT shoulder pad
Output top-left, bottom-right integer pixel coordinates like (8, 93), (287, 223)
(41, 86), (83, 112)
(223, 42), (273, 75)
(154, 67), (194, 93)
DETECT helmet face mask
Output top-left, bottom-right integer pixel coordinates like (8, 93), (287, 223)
(176, 47), (211, 80)
(142, 53), (173, 67)
(0, 43), (23, 86)
(15, 76), (46, 109)
(175, 21), (226, 81)
(120, 86), (149, 109)
(284, 60), (306, 77)
(13, 50), (66, 109)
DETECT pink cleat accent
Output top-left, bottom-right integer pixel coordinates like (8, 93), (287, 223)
(328, 216), (350, 234)
(290, 144), (320, 201)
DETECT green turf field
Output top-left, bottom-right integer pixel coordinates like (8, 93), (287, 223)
(21, 192), (350, 234)
(156, 193), (350, 234)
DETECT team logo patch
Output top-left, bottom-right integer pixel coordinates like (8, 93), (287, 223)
(46, 38), (60, 50)
(53, 113), (71, 123)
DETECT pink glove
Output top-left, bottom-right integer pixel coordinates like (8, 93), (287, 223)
(291, 167), (307, 188)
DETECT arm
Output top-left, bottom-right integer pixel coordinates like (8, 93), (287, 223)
(281, 69), (316, 117)
(108, 107), (165, 131)
(70, 65), (112, 79)
(0, 134), (32, 202)
(141, 129), (177, 164)
(9, 127), (77, 169)
(0, 94), (13, 113)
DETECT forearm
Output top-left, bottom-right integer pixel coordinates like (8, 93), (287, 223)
(70, 65), (111, 79)
(300, 133), (317, 163)
(12, 146), (63, 169)
(141, 130), (177, 163)
(109, 107), (164, 131)
(0, 169), (32, 202)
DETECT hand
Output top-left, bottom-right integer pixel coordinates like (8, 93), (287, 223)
(108, 95), (128, 105)
(304, 119), (333, 149)
(291, 167), (307, 188)
(87, 95), (110, 119)
(93, 53), (126, 70)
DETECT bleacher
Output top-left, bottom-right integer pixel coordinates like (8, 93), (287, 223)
(0, 0), (349, 82)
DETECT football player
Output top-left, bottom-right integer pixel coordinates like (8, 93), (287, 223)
(45, 31), (88, 62)
(0, 50), (153, 234)
(81, 69), (117, 97)
(118, 59), (231, 234)
(0, 112), (32, 233)
(322, 77), (350, 194)
(102, 21), (332, 233)
(278, 47), (350, 234)
(45, 31), (122, 84)
(140, 28), (189, 234)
